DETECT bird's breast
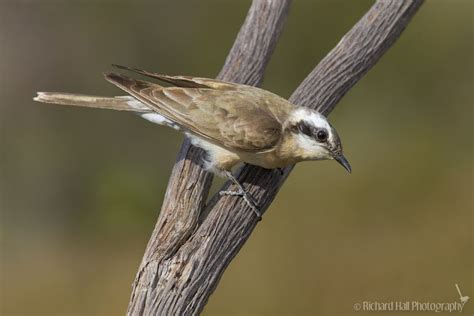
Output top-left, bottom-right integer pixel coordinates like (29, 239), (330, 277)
(238, 150), (296, 169)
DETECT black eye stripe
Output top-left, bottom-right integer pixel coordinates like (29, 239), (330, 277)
(299, 123), (312, 136)
(292, 121), (329, 142)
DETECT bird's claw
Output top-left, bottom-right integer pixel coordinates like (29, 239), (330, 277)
(219, 189), (262, 220)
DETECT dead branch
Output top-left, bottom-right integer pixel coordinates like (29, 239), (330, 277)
(127, 0), (424, 315)
(127, 0), (292, 314)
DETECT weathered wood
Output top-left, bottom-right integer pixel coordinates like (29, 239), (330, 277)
(127, 0), (292, 315)
(127, 0), (424, 315)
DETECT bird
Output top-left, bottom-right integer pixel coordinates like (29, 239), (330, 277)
(34, 65), (351, 218)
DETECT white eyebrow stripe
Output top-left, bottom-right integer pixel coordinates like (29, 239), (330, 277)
(290, 108), (331, 131)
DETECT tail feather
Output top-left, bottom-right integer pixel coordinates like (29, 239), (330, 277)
(33, 92), (150, 112)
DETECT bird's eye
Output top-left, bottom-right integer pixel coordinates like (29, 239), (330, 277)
(316, 129), (328, 142)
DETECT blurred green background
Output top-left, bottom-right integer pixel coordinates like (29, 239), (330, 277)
(1, 1), (472, 315)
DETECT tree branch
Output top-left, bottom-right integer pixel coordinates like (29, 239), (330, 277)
(127, 0), (292, 314)
(127, 0), (424, 315)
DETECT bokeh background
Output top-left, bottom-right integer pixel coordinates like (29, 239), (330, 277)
(1, 1), (472, 315)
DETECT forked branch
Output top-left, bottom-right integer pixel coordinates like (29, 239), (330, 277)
(127, 0), (292, 314)
(127, 0), (424, 315)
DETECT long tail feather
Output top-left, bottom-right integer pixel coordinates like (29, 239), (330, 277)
(33, 92), (150, 112)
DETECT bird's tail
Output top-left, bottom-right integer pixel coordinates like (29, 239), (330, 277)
(33, 92), (150, 112)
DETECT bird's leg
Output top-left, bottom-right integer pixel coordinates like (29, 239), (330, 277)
(276, 167), (285, 175)
(219, 171), (262, 220)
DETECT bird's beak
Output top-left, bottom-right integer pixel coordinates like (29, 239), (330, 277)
(334, 153), (351, 173)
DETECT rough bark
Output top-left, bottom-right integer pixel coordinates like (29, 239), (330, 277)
(127, 0), (424, 315)
(127, 0), (292, 315)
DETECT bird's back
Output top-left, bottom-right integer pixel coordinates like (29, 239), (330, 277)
(105, 68), (296, 153)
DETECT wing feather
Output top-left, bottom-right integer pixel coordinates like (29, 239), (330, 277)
(104, 72), (284, 152)
(112, 64), (237, 90)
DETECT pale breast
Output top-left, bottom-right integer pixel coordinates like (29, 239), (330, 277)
(188, 135), (241, 175)
(237, 150), (295, 169)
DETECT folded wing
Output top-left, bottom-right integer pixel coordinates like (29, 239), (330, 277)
(104, 72), (282, 152)
(112, 64), (237, 90)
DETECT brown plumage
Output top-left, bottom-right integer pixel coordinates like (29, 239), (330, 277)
(103, 66), (295, 153)
(35, 65), (350, 218)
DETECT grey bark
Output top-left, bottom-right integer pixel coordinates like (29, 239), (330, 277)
(127, 0), (424, 315)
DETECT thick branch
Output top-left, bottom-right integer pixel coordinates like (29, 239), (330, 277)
(131, 0), (423, 315)
(128, 0), (424, 315)
(127, 0), (292, 315)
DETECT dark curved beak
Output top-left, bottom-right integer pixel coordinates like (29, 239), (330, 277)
(334, 153), (351, 173)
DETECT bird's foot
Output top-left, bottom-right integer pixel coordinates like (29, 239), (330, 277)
(219, 188), (262, 220)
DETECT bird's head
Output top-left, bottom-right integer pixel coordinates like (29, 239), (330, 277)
(284, 108), (351, 172)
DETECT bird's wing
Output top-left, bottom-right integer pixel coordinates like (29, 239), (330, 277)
(104, 72), (283, 152)
(112, 64), (237, 90)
